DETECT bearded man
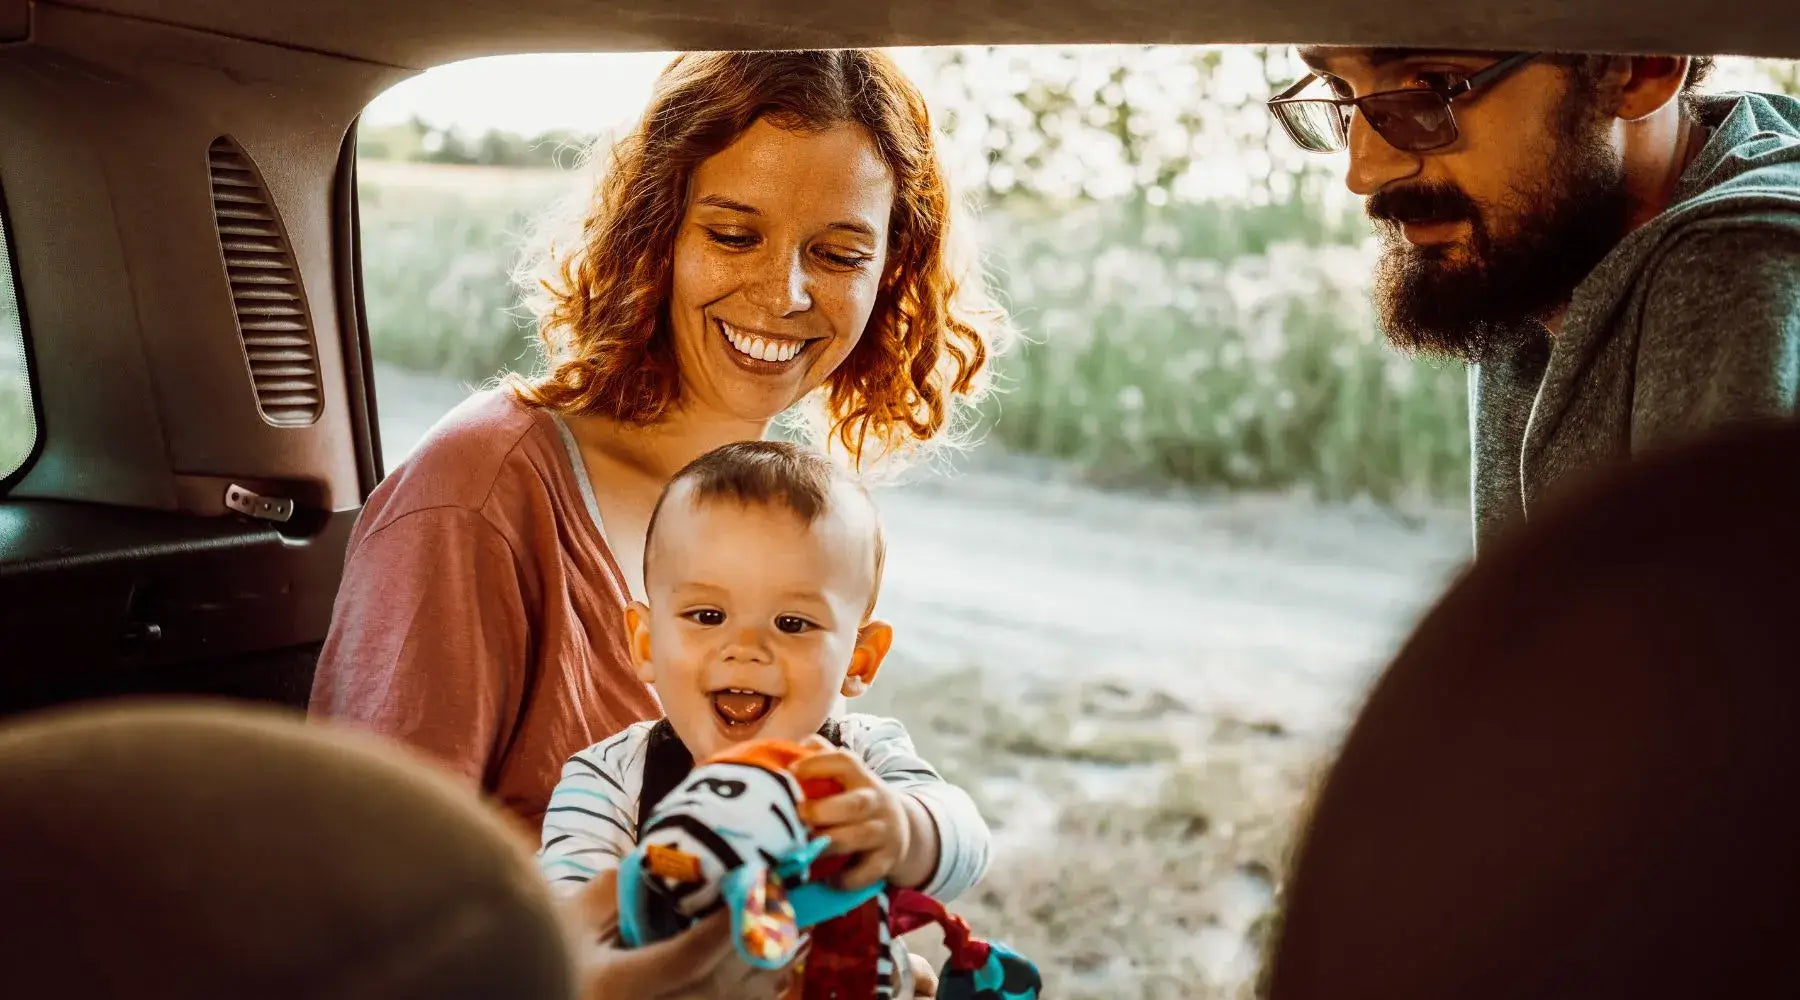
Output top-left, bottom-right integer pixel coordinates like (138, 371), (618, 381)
(1269, 50), (1800, 549)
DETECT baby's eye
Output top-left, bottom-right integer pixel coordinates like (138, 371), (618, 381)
(774, 615), (814, 634)
(684, 609), (725, 627)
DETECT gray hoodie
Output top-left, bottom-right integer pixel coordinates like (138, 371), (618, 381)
(1470, 91), (1800, 552)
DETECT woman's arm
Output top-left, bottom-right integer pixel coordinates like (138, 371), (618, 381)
(309, 507), (532, 789)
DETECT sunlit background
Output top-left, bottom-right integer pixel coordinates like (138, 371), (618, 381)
(355, 47), (1800, 1000)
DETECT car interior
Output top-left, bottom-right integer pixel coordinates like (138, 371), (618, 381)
(0, 0), (1795, 994)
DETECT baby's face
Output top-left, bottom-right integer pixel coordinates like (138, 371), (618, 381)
(632, 485), (887, 762)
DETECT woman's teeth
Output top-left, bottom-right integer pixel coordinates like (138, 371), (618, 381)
(722, 322), (804, 363)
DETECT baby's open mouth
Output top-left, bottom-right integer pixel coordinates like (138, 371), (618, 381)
(711, 688), (779, 728)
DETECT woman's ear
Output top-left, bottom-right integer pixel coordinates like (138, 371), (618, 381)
(624, 601), (656, 684)
(842, 620), (894, 698)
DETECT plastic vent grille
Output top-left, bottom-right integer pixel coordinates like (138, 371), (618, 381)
(207, 136), (321, 427)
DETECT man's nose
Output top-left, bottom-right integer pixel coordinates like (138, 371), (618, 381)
(1344, 108), (1423, 197)
(745, 248), (813, 317)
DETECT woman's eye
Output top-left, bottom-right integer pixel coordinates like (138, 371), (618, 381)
(816, 248), (873, 271)
(685, 609), (725, 626)
(705, 229), (756, 250)
(775, 615), (813, 634)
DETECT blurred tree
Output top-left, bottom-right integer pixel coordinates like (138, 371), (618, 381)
(357, 119), (596, 169)
(356, 115), (430, 162)
(908, 45), (1340, 210)
(1760, 58), (1800, 94)
(913, 47), (1800, 211)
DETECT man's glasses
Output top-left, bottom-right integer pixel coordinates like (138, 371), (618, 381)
(1267, 51), (1540, 153)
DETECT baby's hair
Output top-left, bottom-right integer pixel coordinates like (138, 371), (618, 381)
(645, 441), (887, 621)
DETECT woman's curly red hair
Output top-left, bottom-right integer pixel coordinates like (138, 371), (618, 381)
(509, 49), (1009, 470)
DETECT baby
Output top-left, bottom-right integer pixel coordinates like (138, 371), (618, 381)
(536, 439), (991, 911)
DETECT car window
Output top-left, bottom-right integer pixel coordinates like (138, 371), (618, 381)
(355, 49), (1800, 997)
(0, 185), (33, 484)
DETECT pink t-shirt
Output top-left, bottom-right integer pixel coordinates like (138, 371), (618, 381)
(309, 389), (659, 830)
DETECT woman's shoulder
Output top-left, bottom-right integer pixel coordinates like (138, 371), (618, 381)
(358, 387), (570, 537)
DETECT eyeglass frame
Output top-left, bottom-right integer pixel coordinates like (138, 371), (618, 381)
(1266, 50), (1542, 153)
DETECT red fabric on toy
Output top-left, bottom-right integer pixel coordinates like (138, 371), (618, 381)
(799, 894), (886, 999)
(786, 769), (891, 999)
(888, 888), (992, 973)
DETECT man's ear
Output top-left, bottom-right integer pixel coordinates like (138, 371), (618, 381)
(1611, 54), (1691, 122)
(842, 620), (894, 698)
(624, 601), (656, 684)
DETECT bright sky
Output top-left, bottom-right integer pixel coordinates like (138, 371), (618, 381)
(361, 51), (678, 136)
(361, 49), (967, 137)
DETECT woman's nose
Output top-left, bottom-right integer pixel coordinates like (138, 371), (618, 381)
(745, 249), (813, 317)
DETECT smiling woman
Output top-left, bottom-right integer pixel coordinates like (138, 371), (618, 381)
(660, 118), (897, 429)
(309, 48), (1003, 1000)
(510, 50), (1008, 473)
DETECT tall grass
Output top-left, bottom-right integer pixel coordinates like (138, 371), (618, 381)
(974, 202), (1470, 502)
(356, 163), (557, 381)
(0, 290), (32, 480)
(358, 162), (1472, 505)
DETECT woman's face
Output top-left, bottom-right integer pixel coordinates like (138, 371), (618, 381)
(668, 118), (897, 425)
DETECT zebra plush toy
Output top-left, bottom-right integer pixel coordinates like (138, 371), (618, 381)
(616, 739), (1041, 1000)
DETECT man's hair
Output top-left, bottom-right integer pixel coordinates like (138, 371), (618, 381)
(644, 441), (887, 620)
(1682, 55), (1717, 118)
(1559, 53), (1717, 120)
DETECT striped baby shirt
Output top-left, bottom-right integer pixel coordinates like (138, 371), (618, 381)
(536, 713), (991, 902)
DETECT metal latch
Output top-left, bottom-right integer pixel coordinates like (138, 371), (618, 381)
(225, 484), (295, 523)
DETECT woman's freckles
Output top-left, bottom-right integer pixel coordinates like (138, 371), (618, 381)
(664, 118), (895, 424)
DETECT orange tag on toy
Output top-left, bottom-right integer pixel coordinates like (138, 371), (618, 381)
(645, 843), (703, 883)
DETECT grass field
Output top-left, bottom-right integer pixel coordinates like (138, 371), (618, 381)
(356, 159), (1473, 507)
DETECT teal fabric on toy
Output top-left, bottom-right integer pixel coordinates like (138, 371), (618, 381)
(889, 889), (1043, 1000)
(938, 941), (1043, 1000)
(615, 735), (1044, 997)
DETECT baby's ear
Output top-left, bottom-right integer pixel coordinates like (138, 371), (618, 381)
(843, 620), (894, 698)
(624, 601), (655, 684)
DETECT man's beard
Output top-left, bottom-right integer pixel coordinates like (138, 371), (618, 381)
(1368, 90), (1631, 364)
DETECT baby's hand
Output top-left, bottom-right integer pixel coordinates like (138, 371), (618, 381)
(790, 736), (911, 890)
